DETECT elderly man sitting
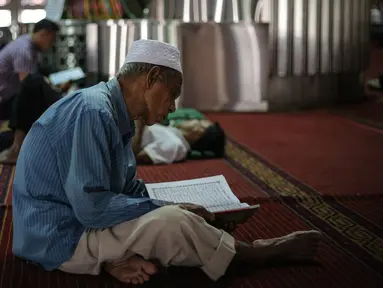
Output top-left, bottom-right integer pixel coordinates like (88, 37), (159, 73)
(12, 39), (322, 285)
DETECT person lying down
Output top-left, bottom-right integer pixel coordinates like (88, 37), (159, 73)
(132, 108), (226, 165)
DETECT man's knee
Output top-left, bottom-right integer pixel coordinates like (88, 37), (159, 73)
(151, 205), (191, 224)
(142, 205), (197, 233)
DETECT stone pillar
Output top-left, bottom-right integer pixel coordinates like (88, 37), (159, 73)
(257, 0), (371, 109)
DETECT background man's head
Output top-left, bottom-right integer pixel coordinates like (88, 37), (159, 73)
(32, 19), (60, 51)
(117, 40), (183, 126)
(176, 120), (226, 158)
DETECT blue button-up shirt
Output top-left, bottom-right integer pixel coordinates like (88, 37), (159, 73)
(12, 78), (160, 270)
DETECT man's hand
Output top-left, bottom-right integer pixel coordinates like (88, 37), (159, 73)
(178, 204), (237, 234)
(58, 81), (72, 93)
(179, 203), (238, 234)
(214, 218), (237, 234)
(178, 203), (215, 223)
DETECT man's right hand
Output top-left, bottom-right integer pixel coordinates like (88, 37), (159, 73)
(177, 204), (237, 233)
(178, 203), (215, 223)
(58, 81), (72, 93)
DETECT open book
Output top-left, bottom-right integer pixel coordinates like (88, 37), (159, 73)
(48, 67), (85, 86)
(145, 175), (260, 215)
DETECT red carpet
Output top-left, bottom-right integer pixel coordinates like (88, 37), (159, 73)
(0, 166), (13, 207)
(335, 196), (383, 229)
(208, 111), (383, 197)
(333, 101), (383, 130)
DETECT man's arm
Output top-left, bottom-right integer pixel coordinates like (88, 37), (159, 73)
(63, 109), (159, 229)
(13, 49), (37, 82)
(18, 72), (29, 82)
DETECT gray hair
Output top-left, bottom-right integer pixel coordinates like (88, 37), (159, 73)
(116, 62), (181, 84)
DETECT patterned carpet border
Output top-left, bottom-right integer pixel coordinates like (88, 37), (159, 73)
(224, 139), (383, 277)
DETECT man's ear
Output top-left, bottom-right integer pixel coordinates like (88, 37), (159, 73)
(146, 66), (161, 89)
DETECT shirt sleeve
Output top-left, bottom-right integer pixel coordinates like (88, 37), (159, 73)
(13, 48), (37, 74)
(63, 109), (159, 229)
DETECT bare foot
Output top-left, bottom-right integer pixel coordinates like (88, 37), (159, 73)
(105, 255), (158, 285)
(253, 230), (323, 261)
(0, 149), (18, 164)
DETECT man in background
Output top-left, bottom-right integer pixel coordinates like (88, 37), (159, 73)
(0, 18), (59, 163)
(0, 73), (72, 162)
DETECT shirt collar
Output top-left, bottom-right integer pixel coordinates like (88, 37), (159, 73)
(106, 77), (135, 136)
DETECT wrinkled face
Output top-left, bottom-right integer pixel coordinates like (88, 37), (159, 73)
(39, 30), (57, 51)
(142, 68), (182, 125)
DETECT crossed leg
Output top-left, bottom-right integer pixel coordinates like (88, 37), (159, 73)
(106, 230), (321, 284)
(60, 206), (323, 285)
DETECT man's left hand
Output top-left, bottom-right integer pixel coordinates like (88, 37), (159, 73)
(178, 203), (215, 223)
(58, 81), (71, 93)
(214, 218), (237, 234)
(178, 203), (237, 233)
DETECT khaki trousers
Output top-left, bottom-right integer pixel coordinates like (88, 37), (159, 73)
(59, 205), (236, 281)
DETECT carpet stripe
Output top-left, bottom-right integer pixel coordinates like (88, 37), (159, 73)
(0, 207), (8, 248)
(339, 198), (383, 227)
(1, 211), (12, 288)
(0, 166), (13, 205)
(4, 168), (13, 207)
(225, 139), (383, 277)
(0, 207), (12, 287)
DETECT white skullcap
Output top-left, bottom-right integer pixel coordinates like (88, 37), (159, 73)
(124, 39), (182, 74)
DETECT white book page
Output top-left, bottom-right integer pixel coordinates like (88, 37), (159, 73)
(49, 67), (85, 86)
(146, 175), (240, 208)
(207, 203), (250, 213)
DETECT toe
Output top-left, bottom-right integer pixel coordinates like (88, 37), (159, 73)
(121, 274), (132, 284)
(142, 263), (158, 275)
(132, 277), (139, 285)
(142, 272), (150, 282)
(138, 275), (145, 284)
